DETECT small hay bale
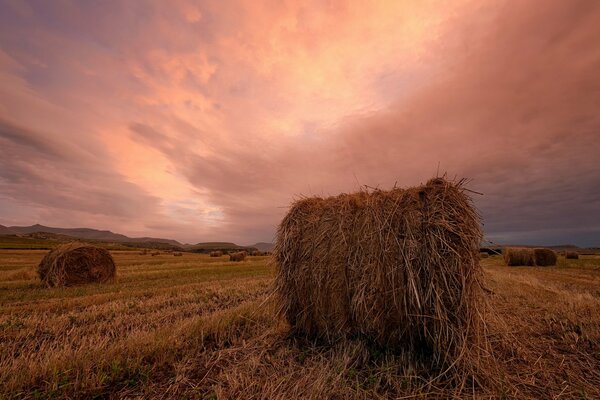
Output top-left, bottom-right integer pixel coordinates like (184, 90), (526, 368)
(503, 247), (535, 266)
(151, 251), (160, 256)
(173, 252), (183, 256)
(480, 252), (489, 259)
(534, 248), (557, 266)
(229, 251), (247, 262)
(139, 250), (148, 255)
(250, 250), (261, 256)
(274, 177), (484, 370)
(565, 251), (579, 259)
(210, 251), (223, 257)
(37, 242), (116, 287)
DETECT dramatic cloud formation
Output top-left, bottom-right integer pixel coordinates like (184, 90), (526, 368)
(0, 0), (599, 245)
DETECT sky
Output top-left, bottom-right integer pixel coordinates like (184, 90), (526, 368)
(0, 0), (599, 246)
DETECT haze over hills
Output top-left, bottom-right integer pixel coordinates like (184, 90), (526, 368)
(0, 224), (275, 251)
(0, 224), (181, 246)
(249, 242), (275, 252)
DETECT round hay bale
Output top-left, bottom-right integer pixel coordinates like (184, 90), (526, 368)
(480, 252), (489, 259)
(173, 252), (183, 256)
(274, 177), (484, 370)
(250, 250), (261, 256)
(37, 242), (116, 287)
(210, 250), (224, 257)
(534, 248), (557, 266)
(150, 251), (160, 256)
(502, 247), (535, 266)
(565, 251), (579, 259)
(229, 251), (246, 262)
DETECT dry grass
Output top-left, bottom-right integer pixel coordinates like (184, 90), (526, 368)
(533, 248), (557, 266)
(503, 247), (535, 266)
(229, 252), (247, 262)
(566, 251), (579, 260)
(0, 251), (599, 398)
(274, 177), (487, 386)
(37, 242), (116, 287)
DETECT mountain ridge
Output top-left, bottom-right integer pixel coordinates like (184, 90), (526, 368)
(0, 224), (181, 246)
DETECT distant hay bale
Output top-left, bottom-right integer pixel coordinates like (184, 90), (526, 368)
(480, 252), (489, 259)
(565, 251), (579, 259)
(229, 251), (247, 262)
(250, 250), (261, 256)
(534, 248), (557, 266)
(139, 250), (148, 255)
(503, 247), (535, 266)
(151, 251), (160, 256)
(37, 242), (116, 287)
(173, 252), (183, 256)
(274, 177), (484, 370)
(210, 251), (223, 257)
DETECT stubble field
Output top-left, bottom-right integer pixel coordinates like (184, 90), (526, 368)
(0, 250), (599, 399)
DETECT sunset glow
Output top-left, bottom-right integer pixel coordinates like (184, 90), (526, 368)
(1, 0), (599, 245)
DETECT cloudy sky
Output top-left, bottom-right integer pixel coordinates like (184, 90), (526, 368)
(0, 0), (599, 246)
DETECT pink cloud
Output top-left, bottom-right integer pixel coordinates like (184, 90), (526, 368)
(0, 0), (599, 245)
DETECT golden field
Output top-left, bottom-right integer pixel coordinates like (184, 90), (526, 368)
(0, 250), (599, 399)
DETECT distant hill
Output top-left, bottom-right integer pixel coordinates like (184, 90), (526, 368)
(1, 224), (181, 246)
(249, 242), (274, 252)
(187, 242), (257, 254)
(0, 223), (269, 253)
(0, 224), (13, 234)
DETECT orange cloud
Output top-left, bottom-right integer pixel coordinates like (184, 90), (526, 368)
(0, 0), (599, 245)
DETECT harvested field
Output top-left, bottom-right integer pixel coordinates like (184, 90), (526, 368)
(0, 251), (599, 399)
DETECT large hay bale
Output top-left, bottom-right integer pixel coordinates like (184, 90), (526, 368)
(274, 177), (483, 369)
(534, 248), (557, 266)
(480, 252), (489, 259)
(503, 247), (535, 266)
(210, 250), (224, 257)
(565, 251), (579, 259)
(37, 242), (116, 287)
(229, 251), (246, 262)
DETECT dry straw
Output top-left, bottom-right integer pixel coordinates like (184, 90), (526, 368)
(274, 177), (486, 375)
(503, 247), (557, 266)
(37, 242), (116, 287)
(229, 251), (247, 262)
(533, 248), (557, 266)
(565, 251), (579, 259)
(503, 248), (535, 266)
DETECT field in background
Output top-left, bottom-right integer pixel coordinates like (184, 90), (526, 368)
(1, 251), (599, 399)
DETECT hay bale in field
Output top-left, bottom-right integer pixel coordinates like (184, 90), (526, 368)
(503, 247), (535, 266)
(37, 242), (116, 287)
(210, 250), (224, 257)
(480, 252), (489, 259)
(229, 251), (247, 262)
(534, 248), (557, 266)
(274, 177), (484, 369)
(150, 251), (160, 256)
(139, 250), (148, 255)
(565, 251), (579, 259)
(173, 252), (183, 256)
(250, 250), (261, 256)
